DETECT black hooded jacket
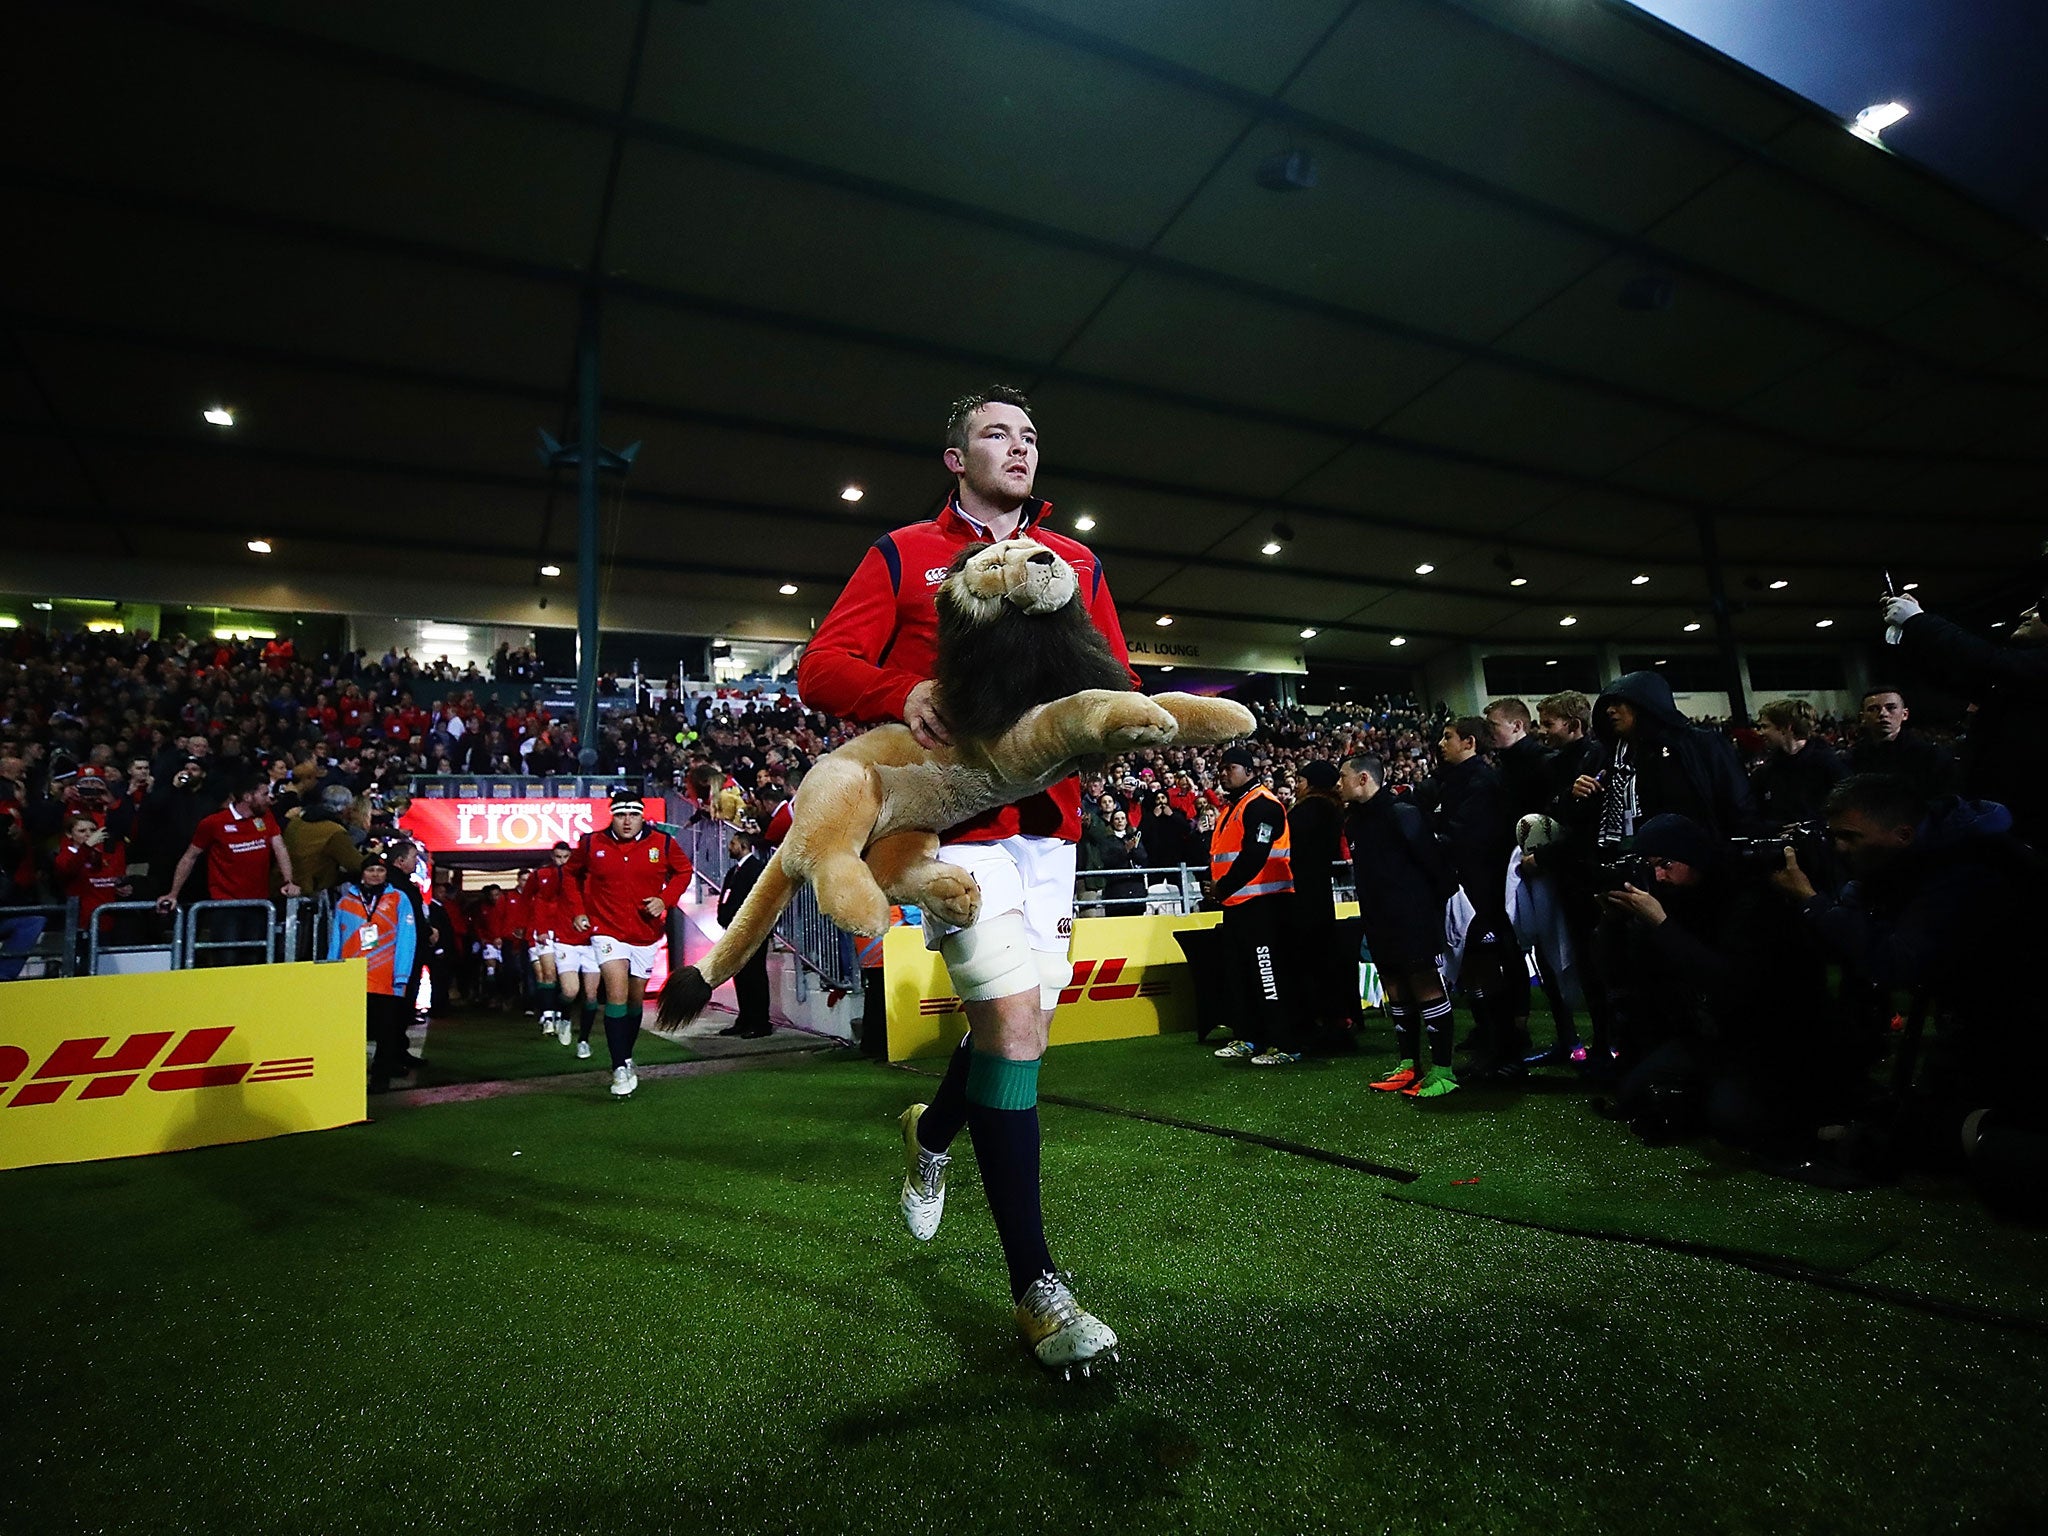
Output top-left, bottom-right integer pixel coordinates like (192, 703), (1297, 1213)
(1895, 611), (2048, 848)
(1579, 671), (1753, 840)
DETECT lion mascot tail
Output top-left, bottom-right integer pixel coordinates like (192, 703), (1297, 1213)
(655, 849), (797, 1029)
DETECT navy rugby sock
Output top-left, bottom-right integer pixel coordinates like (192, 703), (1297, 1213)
(916, 1032), (974, 1156)
(964, 1053), (1054, 1302)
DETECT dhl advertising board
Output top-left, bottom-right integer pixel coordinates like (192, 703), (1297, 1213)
(0, 962), (368, 1173)
(885, 910), (1224, 1061)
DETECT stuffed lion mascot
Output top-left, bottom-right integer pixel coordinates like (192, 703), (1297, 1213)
(658, 538), (1255, 1027)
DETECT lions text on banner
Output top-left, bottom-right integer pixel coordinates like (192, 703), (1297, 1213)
(399, 797), (670, 855)
(0, 962), (368, 1172)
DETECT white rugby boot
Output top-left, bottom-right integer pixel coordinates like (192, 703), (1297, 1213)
(609, 1060), (638, 1098)
(1015, 1272), (1120, 1379)
(898, 1103), (950, 1242)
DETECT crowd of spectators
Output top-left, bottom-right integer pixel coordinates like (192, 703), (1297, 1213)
(7, 593), (2046, 1218)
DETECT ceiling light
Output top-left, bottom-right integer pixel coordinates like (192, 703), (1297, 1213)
(1814, 618), (1835, 629)
(202, 405), (235, 427)
(1414, 563), (1435, 576)
(0, 617), (17, 629)
(1991, 620), (2008, 628)
(1261, 541), (1283, 556)
(1683, 621), (1702, 632)
(1545, 659), (1559, 667)
(1073, 515), (1095, 531)
(1155, 615), (1173, 627)
(1850, 101), (1910, 143)
(779, 583), (799, 596)
(1768, 579), (1789, 590)
(839, 485), (863, 503)
(1509, 576), (1528, 588)
(539, 564), (561, 578)
(86, 620), (124, 633)
(1159, 666), (1175, 673)
(1656, 659), (1668, 666)
(246, 539), (272, 555)
(1631, 574), (1650, 586)
(1299, 627), (1318, 639)
(1558, 615), (1577, 627)
(1389, 636), (1407, 647)
(1903, 582), (1919, 591)
(32, 602), (53, 611)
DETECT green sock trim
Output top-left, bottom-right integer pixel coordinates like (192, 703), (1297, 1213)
(603, 1002), (630, 1020)
(965, 1051), (1041, 1111)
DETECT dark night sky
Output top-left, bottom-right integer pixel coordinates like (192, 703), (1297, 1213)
(1629, 0), (2048, 233)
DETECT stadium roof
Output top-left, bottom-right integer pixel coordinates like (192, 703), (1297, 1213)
(7, 0), (2047, 668)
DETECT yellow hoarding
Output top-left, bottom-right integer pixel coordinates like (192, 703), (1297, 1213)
(886, 910), (1223, 1061)
(0, 962), (369, 1173)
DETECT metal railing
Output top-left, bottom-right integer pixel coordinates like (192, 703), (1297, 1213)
(85, 900), (180, 976)
(1079, 861), (1355, 915)
(407, 775), (651, 800)
(0, 901), (78, 980)
(180, 900), (279, 968)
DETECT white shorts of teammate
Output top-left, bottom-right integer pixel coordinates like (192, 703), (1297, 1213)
(553, 941), (600, 975)
(480, 942), (503, 965)
(929, 835), (1076, 1011)
(590, 933), (662, 980)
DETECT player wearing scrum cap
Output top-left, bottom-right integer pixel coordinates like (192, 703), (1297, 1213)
(564, 789), (694, 1098)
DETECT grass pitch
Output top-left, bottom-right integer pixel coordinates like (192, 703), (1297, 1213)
(5, 1017), (2045, 1535)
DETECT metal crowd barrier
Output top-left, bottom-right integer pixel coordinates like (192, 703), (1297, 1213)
(1078, 861), (1354, 915)
(777, 877), (857, 993)
(180, 900), (279, 968)
(1, 900), (78, 980)
(86, 900), (180, 975)
(408, 775), (650, 800)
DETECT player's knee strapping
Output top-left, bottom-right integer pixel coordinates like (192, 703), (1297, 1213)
(939, 910), (1040, 1004)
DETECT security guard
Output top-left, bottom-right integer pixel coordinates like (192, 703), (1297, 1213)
(1207, 745), (1303, 1065)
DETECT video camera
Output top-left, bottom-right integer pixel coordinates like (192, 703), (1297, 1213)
(1725, 819), (1826, 878)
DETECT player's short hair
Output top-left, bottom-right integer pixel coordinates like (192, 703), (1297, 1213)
(1862, 685), (1907, 706)
(1537, 691), (1592, 729)
(945, 386), (1035, 453)
(1757, 699), (1818, 740)
(1450, 715), (1492, 749)
(1340, 753), (1385, 785)
(1484, 697), (1531, 727)
(1825, 773), (1922, 830)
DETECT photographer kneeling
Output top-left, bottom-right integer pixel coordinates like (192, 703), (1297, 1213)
(1770, 774), (2048, 1208)
(1598, 814), (1838, 1157)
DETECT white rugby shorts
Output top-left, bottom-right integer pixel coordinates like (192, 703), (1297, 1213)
(591, 933), (661, 979)
(930, 835), (1076, 954)
(553, 941), (599, 975)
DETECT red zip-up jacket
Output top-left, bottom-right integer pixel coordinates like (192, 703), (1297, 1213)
(519, 861), (578, 940)
(564, 826), (694, 945)
(796, 496), (1138, 843)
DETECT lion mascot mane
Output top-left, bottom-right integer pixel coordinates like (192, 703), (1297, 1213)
(657, 537), (1254, 1027)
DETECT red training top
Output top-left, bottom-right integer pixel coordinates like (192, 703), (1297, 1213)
(564, 826), (694, 945)
(796, 495), (1137, 843)
(520, 861), (578, 941)
(54, 837), (129, 923)
(190, 808), (276, 901)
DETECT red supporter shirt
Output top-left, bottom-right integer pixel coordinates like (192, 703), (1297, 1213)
(796, 496), (1137, 844)
(54, 838), (129, 922)
(190, 808), (277, 901)
(564, 827), (694, 945)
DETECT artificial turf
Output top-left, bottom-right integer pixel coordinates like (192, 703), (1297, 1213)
(407, 1006), (700, 1087)
(5, 1034), (2045, 1534)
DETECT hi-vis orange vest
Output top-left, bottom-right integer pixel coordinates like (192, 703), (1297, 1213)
(1209, 785), (1293, 904)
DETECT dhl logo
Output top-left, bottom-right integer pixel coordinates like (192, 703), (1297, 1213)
(0, 1028), (313, 1108)
(916, 958), (1170, 1016)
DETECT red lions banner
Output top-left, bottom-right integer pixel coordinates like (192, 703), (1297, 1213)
(399, 797), (670, 854)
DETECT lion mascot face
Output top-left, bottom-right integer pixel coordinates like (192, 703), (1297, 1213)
(933, 540), (1136, 746)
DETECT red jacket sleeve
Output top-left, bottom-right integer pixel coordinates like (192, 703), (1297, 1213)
(796, 543), (920, 725)
(1083, 559), (1141, 691)
(661, 837), (694, 908)
(562, 838), (591, 923)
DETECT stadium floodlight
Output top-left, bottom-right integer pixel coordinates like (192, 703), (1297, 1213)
(1558, 615), (1577, 626)
(1545, 659), (1558, 667)
(203, 405), (235, 427)
(1683, 621), (1702, 632)
(246, 539), (272, 554)
(1631, 574), (1650, 585)
(1509, 576), (1528, 587)
(1299, 627), (1317, 639)
(1414, 563), (1435, 575)
(1850, 101), (1910, 143)
(1815, 618), (1835, 628)
(1389, 636), (1408, 647)
(1262, 541), (1284, 556)
(539, 564), (561, 578)
(1073, 514), (1096, 531)
(778, 583), (799, 596)
(840, 485), (863, 502)
(1769, 579), (1789, 590)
